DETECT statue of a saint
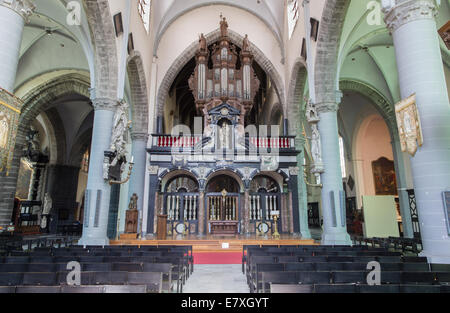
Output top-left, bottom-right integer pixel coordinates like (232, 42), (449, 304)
(109, 100), (130, 169)
(42, 193), (52, 215)
(219, 122), (231, 149)
(110, 100), (129, 152)
(220, 16), (228, 37)
(129, 193), (138, 211)
(199, 33), (207, 52)
(203, 124), (215, 150)
(310, 124), (323, 165)
(242, 34), (250, 53)
(305, 98), (318, 122)
(0, 112), (10, 149)
(40, 193), (52, 229)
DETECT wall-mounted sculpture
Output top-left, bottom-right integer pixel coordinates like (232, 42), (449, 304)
(104, 99), (132, 181)
(305, 98), (324, 179)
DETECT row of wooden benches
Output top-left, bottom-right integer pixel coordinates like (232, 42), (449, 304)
(254, 270), (450, 293)
(241, 245), (450, 293)
(241, 245), (413, 273)
(353, 236), (422, 254)
(0, 271), (165, 293)
(1, 245), (195, 293)
(0, 285), (148, 293)
(270, 283), (450, 293)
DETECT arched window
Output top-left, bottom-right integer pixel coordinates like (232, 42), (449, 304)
(339, 136), (347, 178)
(287, 0), (299, 39)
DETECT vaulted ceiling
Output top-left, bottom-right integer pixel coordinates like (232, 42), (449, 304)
(152, 0), (285, 55)
(338, 0), (450, 105)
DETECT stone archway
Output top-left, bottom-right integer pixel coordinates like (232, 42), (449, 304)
(285, 58), (311, 238)
(83, 0), (118, 100)
(0, 74), (91, 225)
(314, 0), (351, 109)
(127, 51), (149, 135)
(286, 58), (308, 136)
(339, 79), (414, 237)
(155, 28), (286, 129)
(340, 79), (396, 133)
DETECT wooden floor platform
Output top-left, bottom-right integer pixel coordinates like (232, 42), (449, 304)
(110, 234), (317, 252)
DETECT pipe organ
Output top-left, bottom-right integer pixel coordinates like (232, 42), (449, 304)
(188, 18), (259, 123)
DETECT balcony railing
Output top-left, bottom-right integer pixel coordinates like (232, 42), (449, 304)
(249, 137), (294, 149)
(152, 135), (202, 148)
(151, 135), (295, 149)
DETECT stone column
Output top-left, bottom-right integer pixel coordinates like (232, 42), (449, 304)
(0, 0), (34, 91)
(78, 98), (117, 246)
(128, 132), (148, 236)
(294, 136), (312, 239)
(243, 189), (250, 235)
(146, 171), (159, 235)
(383, 0), (450, 263)
(289, 165), (311, 238)
(391, 135), (414, 238)
(317, 103), (351, 245)
(198, 190), (205, 236)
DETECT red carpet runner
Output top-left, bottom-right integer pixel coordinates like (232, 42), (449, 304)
(193, 252), (243, 264)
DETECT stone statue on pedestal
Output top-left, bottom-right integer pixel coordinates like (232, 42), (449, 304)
(220, 16), (228, 37)
(125, 193), (139, 234)
(199, 33), (207, 52)
(40, 193), (52, 230)
(242, 34), (250, 52)
(310, 124), (322, 166)
(129, 193), (138, 211)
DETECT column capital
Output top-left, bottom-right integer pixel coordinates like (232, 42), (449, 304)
(1, 0), (35, 20)
(316, 90), (342, 113)
(382, 0), (438, 33)
(316, 102), (339, 113)
(91, 98), (118, 111)
(131, 132), (149, 141)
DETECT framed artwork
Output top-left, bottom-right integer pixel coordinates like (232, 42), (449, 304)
(438, 21), (450, 50)
(395, 94), (423, 157)
(372, 157), (397, 196)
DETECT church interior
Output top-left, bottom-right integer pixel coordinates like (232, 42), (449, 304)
(0, 0), (449, 295)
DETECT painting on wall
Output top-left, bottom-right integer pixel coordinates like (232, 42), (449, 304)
(16, 158), (33, 200)
(372, 157), (397, 196)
